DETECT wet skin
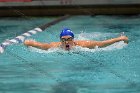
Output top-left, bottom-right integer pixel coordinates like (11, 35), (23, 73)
(24, 35), (128, 50)
(60, 36), (75, 50)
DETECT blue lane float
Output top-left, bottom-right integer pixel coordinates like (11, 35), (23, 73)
(0, 15), (70, 53)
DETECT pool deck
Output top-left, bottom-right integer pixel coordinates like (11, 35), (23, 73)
(0, 4), (140, 16)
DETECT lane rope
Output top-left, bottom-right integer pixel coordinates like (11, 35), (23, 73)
(0, 15), (71, 53)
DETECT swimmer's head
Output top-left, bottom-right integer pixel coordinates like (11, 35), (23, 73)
(60, 28), (74, 38)
(60, 28), (74, 50)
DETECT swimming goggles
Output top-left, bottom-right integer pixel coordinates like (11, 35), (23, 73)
(61, 37), (73, 42)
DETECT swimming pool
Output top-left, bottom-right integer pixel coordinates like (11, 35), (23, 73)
(0, 15), (140, 93)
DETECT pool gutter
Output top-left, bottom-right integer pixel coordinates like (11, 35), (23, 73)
(0, 4), (140, 16)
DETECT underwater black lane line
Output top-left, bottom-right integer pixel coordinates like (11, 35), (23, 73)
(5, 49), (49, 76)
(39, 15), (71, 31)
(2, 15), (71, 82)
(72, 52), (136, 86)
(5, 48), (62, 83)
(5, 47), (136, 86)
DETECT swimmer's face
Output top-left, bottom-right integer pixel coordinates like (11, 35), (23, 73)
(60, 36), (74, 50)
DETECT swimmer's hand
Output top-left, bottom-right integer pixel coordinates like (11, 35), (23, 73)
(119, 36), (128, 44)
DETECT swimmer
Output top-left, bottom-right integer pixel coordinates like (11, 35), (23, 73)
(24, 28), (128, 51)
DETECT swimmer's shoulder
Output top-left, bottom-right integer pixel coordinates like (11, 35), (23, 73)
(74, 40), (91, 46)
(75, 40), (95, 44)
(74, 40), (97, 48)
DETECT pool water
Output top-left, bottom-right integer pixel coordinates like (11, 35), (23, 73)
(0, 15), (140, 93)
(0, 17), (55, 43)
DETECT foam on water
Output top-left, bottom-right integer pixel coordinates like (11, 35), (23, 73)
(29, 41), (127, 54)
(29, 46), (66, 54)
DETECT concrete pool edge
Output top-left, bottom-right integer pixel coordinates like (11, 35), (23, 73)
(0, 4), (140, 17)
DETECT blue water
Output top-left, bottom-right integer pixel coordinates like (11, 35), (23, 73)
(0, 17), (55, 43)
(0, 15), (140, 93)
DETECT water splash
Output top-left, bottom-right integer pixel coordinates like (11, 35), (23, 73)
(29, 46), (68, 54)
(28, 32), (127, 54)
(28, 41), (127, 54)
(76, 32), (118, 40)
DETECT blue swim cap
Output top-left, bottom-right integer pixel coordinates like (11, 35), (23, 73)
(60, 28), (74, 38)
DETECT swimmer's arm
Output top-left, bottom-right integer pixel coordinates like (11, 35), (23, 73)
(94, 36), (128, 48)
(24, 40), (50, 50)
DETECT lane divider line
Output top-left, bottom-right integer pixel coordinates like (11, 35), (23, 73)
(0, 15), (71, 53)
